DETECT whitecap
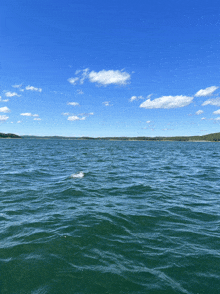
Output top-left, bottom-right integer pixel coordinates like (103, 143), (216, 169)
(70, 171), (84, 178)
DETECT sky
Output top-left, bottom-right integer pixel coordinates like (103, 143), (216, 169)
(1, 0), (220, 137)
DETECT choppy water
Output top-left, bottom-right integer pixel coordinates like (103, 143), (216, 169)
(0, 139), (220, 294)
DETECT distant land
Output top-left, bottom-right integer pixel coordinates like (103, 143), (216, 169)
(1, 132), (220, 141)
(0, 133), (21, 139)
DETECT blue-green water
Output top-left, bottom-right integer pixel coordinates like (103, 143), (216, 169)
(0, 139), (220, 294)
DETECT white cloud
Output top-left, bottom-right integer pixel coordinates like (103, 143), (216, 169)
(146, 121), (151, 123)
(77, 89), (84, 95)
(67, 102), (79, 106)
(67, 115), (86, 121)
(202, 97), (220, 106)
(88, 70), (130, 86)
(103, 101), (111, 106)
(5, 92), (20, 97)
(12, 84), (22, 88)
(195, 86), (218, 97)
(0, 96), (6, 102)
(196, 110), (204, 115)
(0, 115), (9, 121)
(80, 68), (89, 84)
(0, 106), (10, 113)
(17, 121), (22, 123)
(213, 109), (220, 115)
(20, 113), (33, 116)
(129, 96), (144, 102)
(26, 85), (42, 92)
(68, 69), (130, 86)
(77, 112), (94, 117)
(68, 77), (79, 85)
(201, 117), (206, 120)
(132, 94), (152, 102)
(140, 95), (193, 109)
(130, 96), (137, 102)
(20, 113), (40, 119)
(63, 112), (92, 118)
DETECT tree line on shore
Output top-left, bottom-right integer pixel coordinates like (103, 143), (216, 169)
(1, 132), (220, 141)
(0, 133), (21, 139)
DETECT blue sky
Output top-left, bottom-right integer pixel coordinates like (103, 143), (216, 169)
(1, 0), (220, 137)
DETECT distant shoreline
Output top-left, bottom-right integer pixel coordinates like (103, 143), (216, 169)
(1, 132), (220, 142)
(20, 132), (220, 142)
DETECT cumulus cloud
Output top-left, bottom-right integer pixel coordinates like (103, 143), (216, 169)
(129, 95), (144, 102)
(20, 113), (39, 117)
(196, 110), (204, 115)
(67, 102), (79, 106)
(146, 121), (151, 123)
(140, 95), (193, 109)
(68, 69), (130, 86)
(0, 97), (9, 102)
(195, 86), (218, 97)
(20, 113), (32, 116)
(0, 106), (10, 113)
(201, 117), (206, 120)
(88, 70), (130, 86)
(130, 94), (151, 102)
(202, 97), (220, 107)
(67, 115), (86, 121)
(68, 69), (89, 85)
(26, 85), (42, 92)
(5, 92), (20, 97)
(215, 117), (220, 120)
(0, 115), (9, 121)
(17, 121), (22, 123)
(34, 118), (41, 121)
(62, 112), (70, 116)
(130, 96), (138, 102)
(213, 109), (220, 115)
(68, 77), (79, 85)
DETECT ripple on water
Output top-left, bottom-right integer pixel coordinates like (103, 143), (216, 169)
(0, 140), (220, 293)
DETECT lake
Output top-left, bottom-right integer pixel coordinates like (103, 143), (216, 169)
(0, 139), (220, 293)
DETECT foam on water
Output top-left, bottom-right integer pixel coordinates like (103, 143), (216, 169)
(70, 171), (84, 178)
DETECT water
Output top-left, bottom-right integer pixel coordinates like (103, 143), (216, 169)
(0, 139), (220, 294)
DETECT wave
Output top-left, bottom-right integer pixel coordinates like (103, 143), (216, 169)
(70, 171), (84, 178)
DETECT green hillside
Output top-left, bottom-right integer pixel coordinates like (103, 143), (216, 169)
(0, 132), (21, 139)
(21, 132), (220, 141)
(2, 132), (220, 141)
